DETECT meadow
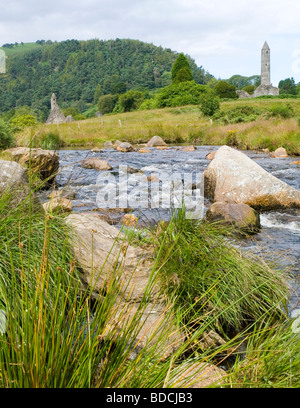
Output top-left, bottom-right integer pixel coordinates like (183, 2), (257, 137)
(1, 96), (300, 388)
(15, 97), (300, 155)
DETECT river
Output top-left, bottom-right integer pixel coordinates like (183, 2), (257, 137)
(44, 145), (300, 315)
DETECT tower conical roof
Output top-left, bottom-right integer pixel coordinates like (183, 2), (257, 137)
(262, 41), (270, 50)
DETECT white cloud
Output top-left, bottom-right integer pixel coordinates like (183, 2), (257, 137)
(0, 0), (300, 84)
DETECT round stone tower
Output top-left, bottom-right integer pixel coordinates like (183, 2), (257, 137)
(261, 41), (271, 86)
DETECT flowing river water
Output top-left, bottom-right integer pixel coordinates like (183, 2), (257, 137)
(43, 146), (300, 315)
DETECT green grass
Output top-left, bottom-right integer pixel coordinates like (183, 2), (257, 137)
(153, 210), (288, 335)
(14, 98), (300, 155)
(227, 320), (300, 387)
(150, 209), (300, 387)
(0, 175), (299, 387)
(0, 186), (228, 387)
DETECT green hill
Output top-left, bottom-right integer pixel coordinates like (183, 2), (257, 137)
(0, 39), (213, 120)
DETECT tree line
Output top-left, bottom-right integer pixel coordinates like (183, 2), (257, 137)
(0, 38), (213, 121)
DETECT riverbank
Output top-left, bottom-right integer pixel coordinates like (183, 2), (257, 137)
(0, 179), (298, 388)
(15, 98), (300, 155)
(1, 143), (300, 387)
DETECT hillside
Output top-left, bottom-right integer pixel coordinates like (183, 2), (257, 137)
(0, 42), (42, 57)
(0, 39), (213, 120)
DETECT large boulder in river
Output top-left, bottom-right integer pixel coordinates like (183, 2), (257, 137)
(204, 145), (300, 210)
(2, 147), (59, 185)
(146, 136), (167, 147)
(206, 202), (260, 233)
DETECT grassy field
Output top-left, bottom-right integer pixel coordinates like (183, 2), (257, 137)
(15, 97), (300, 155)
(0, 43), (42, 57)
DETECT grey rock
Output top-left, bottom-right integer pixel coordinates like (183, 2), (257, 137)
(146, 136), (167, 147)
(102, 141), (114, 149)
(116, 142), (133, 152)
(206, 202), (260, 233)
(80, 158), (112, 171)
(270, 147), (288, 158)
(0, 159), (40, 209)
(66, 212), (183, 358)
(204, 145), (300, 210)
(90, 147), (103, 153)
(2, 147), (59, 184)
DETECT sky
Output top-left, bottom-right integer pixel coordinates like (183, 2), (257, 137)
(1, 0), (300, 86)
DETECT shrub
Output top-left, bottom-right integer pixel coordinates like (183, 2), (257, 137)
(84, 106), (98, 118)
(117, 90), (145, 112)
(225, 129), (238, 146)
(155, 81), (207, 108)
(199, 92), (220, 116)
(214, 80), (238, 99)
(10, 114), (37, 131)
(269, 103), (294, 118)
(62, 107), (86, 121)
(97, 94), (118, 115)
(0, 119), (14, 150)
(138, 98), (156, 111)
(212, 105), (263, 124)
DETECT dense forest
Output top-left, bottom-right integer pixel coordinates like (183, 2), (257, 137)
(0, 39), (213, 120)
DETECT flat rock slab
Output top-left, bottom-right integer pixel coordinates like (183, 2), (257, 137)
(66, 212), (154, 301)
(66, 212), (184, 358)
(166, 361), (226, 388)
(204, 145), (300, 210)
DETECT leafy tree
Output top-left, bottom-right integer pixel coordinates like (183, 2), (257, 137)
(199, 92), (220, 116)
(0, 39), (213, 117)
(206, 78), (218, 89)
(155, 81), (207, 108)
(10, 114), (37, 131)
(171, 53), (193, 83)
(117, 90), (145, 112)
(161, 71), (172, 87)
(228, 74), (260, 89)
(97, 94), (118, 114)
(278, 78), (297, 95)
(214, 80), (237, 99)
